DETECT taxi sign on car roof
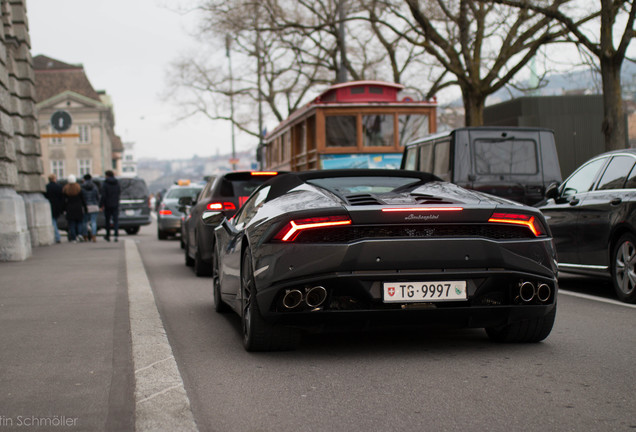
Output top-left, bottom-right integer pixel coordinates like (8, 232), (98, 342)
(176, 179), (191, 186)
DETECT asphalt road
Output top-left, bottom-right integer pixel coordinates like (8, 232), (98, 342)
(137, 225), (636, 432)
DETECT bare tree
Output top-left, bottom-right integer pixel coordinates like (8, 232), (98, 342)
(494, 0), (636, 151)
(365, 0), (569, 126)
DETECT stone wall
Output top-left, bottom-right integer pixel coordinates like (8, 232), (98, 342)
(0, 0), (52, 261)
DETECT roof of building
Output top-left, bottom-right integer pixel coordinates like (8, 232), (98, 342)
(33, 55), (102, 103)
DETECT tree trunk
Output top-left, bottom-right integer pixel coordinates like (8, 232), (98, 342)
(462, 87), (486, 127)
(600, 57), (627, 151)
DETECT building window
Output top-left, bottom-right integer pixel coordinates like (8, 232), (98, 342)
(78, 159), (92, 176)
(78, 125), (91, 144)
(51, 160), (65, 179)
(362, 114), (394, 147)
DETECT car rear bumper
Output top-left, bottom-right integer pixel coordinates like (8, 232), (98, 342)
(251, 237), (557, 327)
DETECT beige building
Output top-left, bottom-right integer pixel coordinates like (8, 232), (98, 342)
(34, 55), (122, 180)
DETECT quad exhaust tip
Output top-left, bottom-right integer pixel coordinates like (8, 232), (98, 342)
(518, 281), (552, 303)
(282, 286), (328, 310)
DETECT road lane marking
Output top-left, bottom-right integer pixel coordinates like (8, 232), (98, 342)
(559, 289), (636, 309)
(125, 239), (198, 432)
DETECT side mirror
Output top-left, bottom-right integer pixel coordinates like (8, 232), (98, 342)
(545, 182), (560, 200)
(202, 211), (225, 227)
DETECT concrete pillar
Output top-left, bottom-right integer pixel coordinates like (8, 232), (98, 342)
(0, 187), (31, 260)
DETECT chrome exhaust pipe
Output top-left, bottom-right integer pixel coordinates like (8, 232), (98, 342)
(537, 283), (551, 303)
(519, 281), (536, 303)
(305, 286), (327, 308)
(282, 289), (303, 309)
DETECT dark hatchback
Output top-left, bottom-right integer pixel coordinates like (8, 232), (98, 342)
(536, 149), (636, 303)
(182, 171), (282, 276)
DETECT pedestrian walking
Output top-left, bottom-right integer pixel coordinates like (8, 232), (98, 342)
(81, 173), (100, 242)
(100, 170), (121, 242)
(45, 173), (64, 243)
(62, 174), (87, 243)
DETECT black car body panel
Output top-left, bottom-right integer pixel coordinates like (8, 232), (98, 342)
(536, 149), (636, 303)
(213, 169), (558, 349)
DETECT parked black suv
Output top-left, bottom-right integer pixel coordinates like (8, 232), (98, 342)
(536, 149), (636, 303)
(401, 127), (562, 205)
(182, 171), (282, 276)
(56, 176), (151, 235)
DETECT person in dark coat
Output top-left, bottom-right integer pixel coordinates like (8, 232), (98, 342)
(100, 170), (121, 242)
(45, 173), (64, 243)
(81, 173), (101, 242)
(62, 174), (87, 243)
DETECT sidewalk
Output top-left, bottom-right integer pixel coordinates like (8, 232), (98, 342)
(0, 236), (196, 432)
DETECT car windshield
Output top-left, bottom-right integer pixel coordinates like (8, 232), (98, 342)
(165, 187), (202, 199)
(307, 176), (423, 194)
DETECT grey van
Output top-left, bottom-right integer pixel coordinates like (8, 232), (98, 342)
(401, 127), (562, 205)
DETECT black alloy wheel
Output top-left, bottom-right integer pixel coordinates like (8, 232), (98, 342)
(241, 247), (299, 351)
(612, 233), (636, 303)
(213, 251), (230, 313)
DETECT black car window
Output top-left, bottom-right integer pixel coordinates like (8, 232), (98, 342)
(119, 178), (149, 198)
(474, 138), (538, 175)
(308, 176), (423, 195)
(219, 179), (267, 198)
(596, 156), (636, 190)
(561, 158), (606, 197)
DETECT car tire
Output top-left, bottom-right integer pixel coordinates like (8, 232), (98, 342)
(241, 248), (299, 351)
(194, 241), (212, 277)
(157, 229), (168, 240)
(125, 227), (140, 235)
(612, 233), (636, 303)
(213, 251), (230, 313)
(485, 305), (556, 343)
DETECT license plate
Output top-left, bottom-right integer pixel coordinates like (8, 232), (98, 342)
(125, 209), (136, 216)
(383, 281), (467, 303)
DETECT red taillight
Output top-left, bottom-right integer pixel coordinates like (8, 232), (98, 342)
(159, 209), (172, 216)
(207, 202), (236, 211)
(488, 212), (545, 237)
(381, 207), (463, 212)
(273, 215), (352, 242)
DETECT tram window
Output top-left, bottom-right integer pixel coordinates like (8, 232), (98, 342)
(398, 114), (429, 146)
(363, 114), (394, 147)
(326, 116), (357, 147)
(369, 86), (383, 94)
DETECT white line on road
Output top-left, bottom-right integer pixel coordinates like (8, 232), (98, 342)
(126, 239), (198, 432)
(559, 289), (636, 309)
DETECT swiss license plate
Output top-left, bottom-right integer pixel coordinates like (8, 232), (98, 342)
(383, 281), (467, 303)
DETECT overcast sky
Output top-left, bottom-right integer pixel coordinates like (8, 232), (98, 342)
(28, 0), (242, 161)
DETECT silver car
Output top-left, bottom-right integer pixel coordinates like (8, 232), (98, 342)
(157, 183), (203, 240)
